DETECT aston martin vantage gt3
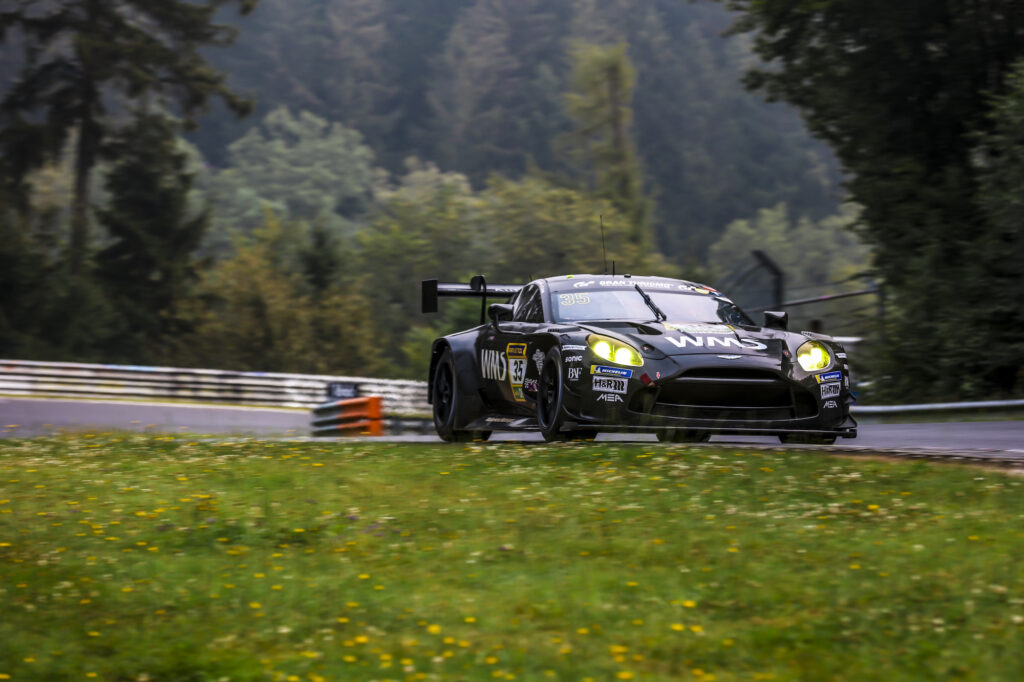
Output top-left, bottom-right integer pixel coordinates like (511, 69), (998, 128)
(421, 274), (856, 444)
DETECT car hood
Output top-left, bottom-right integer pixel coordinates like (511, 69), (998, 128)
(579, 320), (789, 358)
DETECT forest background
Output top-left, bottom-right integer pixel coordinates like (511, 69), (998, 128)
(1, 0), (1021, 402)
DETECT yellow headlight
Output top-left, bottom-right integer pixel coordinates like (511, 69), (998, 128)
(796, 341), (831, 372)
(587, 334), (643, 367)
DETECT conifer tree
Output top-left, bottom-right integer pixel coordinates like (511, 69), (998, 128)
(0, 0), (257, 277)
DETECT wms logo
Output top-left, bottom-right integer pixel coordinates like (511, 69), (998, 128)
(481, 349), (507, 381)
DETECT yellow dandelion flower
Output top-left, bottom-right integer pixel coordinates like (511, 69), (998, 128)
(427, 624), (442, 634)
(616, 673), (635, 680)
(577, 627), (590, 635)
(671, 623), (685, 631)
(683, 599), (697, 608)
(249, 602), (261, 609)
(354, 635), (369, 644)
(485, 656), (499, 664)
(690, 624), (704, 633)
(465, 616), (476, 623)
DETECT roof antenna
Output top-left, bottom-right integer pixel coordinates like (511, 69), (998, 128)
(612, 260), (615, 276)
(600, 214), (608, 275)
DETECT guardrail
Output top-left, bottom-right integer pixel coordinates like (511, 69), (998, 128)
(852, 399), (1024, 417)
(4, 358), (1021, 427)
(0, 359), (431, 417)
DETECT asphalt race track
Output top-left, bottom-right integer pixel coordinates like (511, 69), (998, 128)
(1, 397), (1022, 462)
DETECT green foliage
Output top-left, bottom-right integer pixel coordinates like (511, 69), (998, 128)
(94, 113), (208, 363)
(0, 0), (255, 275)
(709, 203), (873, 332)
(725, 0), (1024, 400)
(195, 0), (841, 262)
(564, 42), (653, 254)
(175, 213), (385, 376)
(204, 107), (377, 255)
(970, 59), (1024, 395)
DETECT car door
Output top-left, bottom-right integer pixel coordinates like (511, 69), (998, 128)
(477, 284), (544, 410)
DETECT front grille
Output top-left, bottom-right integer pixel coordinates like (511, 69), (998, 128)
(636, 369), (817, 421)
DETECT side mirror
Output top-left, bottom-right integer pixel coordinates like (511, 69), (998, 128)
(488, 303), (513, 332)
(764, 310), (788, 331)
(488, 303), (513, 325)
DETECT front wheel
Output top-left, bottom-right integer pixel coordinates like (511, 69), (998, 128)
(537, 348), (567, 442)
(432, 348), (490, 442)
(656, 429), (710, 443)
(779, 433), (836, 445)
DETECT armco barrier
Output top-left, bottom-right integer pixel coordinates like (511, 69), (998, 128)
(0, 359), (430, 417)
(311, 396), (385, 437)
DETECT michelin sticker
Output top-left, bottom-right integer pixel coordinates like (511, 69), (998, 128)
(532, 348), (545, 373)
(591, 365), (633, 378)
(507, 342), (527, 402)
(815, 371), (842, 384)
(593, 376), (627, 393)
(820, 383), (840, 399)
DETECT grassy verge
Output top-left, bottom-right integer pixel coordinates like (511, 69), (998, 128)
(1, 436), (1022, 681)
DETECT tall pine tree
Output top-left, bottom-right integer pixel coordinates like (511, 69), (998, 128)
(0, 0), (256, 277)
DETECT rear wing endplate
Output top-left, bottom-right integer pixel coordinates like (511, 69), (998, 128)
(422, 276), (524, 320)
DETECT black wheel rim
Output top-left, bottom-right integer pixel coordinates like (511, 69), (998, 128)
(434, 363), (454, 424)
(539, 363), (559, 428)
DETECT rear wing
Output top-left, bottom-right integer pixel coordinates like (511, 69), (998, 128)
(422, 276), (524, 321)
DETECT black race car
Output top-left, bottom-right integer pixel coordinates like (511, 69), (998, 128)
(422, 274), (856, 444)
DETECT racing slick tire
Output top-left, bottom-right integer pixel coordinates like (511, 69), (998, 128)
(537, 348), (569, 442)
(656, 429), (711, 443)
(432, 349), (491, 443)
(778, 433), (837, 445)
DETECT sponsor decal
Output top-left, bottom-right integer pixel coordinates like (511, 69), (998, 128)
(485, 416), (514, 423)
(823, 399), (838, 409)
(592, 279), (674, 289)
(666, 336), (768, 351)
(820, 383), (840, 399)
(564, 355), (584, 363)
(563, 344), (587, 351)
(717, 354), (742, 360)
(664, 322), (732, 334)
(568, 367), (582, 382)
(590, 365), (633, 378)
(593, 376), (627, 393)
(532, 348), (545, 374)
(481, 349), (506, 381)
(506, 343), (528, 402)
(558, 293), (591, 306)
(815, 371), (842, 384)
(596, 392), (624, 403)
(524, 378), (538, 392)
(572, 280), (595, 288)
(837, 352), (847, 359)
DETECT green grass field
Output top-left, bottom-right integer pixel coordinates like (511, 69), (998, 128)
(1, 435), (1022, 681)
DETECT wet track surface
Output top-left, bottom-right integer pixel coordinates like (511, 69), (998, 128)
(2, 397), (1022, 465)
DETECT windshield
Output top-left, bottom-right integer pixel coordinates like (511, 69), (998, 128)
(551, 289), (753, 326)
